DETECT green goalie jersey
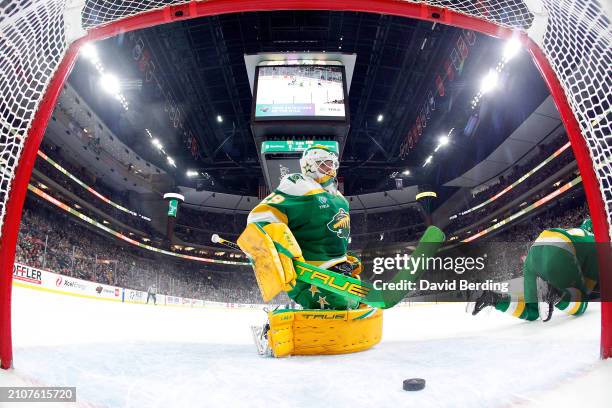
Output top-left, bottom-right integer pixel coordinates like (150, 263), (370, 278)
(247, 173), (350, 269)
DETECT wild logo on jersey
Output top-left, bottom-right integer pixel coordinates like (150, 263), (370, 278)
(327, 208), (350, 240)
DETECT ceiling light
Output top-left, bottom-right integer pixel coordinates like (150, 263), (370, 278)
(152, 139), (162, 149)
(216, 115), (223, 123)
(377, 114), (384, 122)
(167, 156), (176, 167)
(186, 170), (199, 177)
(503, 38), (522, 61)
(480, 70), (499, 94)
(423, 156), (433, 167)
(99, 73), (120, 96)
(402, 169), (411, 176)
(80, 43), (98, 61)
(439, 135), (450, 146)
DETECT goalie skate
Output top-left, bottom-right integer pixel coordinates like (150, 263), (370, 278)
(250, 323), (271, 356)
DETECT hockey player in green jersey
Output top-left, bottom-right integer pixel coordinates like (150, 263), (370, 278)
(470, 218), (599, 321)
(241, 144), (361, 310)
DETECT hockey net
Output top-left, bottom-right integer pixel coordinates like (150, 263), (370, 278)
(0, 0), (610, 367)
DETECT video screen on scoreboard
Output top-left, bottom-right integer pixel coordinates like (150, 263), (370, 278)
(253, 65), (347, 120)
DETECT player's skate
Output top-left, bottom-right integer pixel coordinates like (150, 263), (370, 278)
(537, 279), (562, 322)
(251, 307), (275, 356)
(466, 290), (502, 316)
(250, 322), (271, 356)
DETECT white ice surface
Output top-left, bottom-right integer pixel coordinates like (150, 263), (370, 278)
(1, 286), (610, 408)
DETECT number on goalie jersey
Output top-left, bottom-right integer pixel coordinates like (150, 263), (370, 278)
(247, 173), (358, 310)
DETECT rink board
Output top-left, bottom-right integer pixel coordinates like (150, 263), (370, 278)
(11, 262), (268, 309)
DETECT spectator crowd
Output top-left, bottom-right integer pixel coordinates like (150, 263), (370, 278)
(36, 141), (156, 237)
(16, 196), (265, 303)
(447, 134), (576, 234)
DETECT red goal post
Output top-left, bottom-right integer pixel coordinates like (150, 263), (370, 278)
(0, 0), (610, 369)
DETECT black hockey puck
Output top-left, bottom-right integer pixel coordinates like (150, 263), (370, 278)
(403, 378), (426, 391)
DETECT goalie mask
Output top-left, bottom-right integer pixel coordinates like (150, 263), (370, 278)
(299, 145), (340, 185)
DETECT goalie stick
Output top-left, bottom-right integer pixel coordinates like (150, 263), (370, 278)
(211, 226), (445, 309)
(212, 233), (375, 305)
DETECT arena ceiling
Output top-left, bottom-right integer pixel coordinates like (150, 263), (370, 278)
(66, 10), (550, 197)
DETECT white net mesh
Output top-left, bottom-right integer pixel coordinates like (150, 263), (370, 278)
(542, 0), (611, 236)
(0, 0), (610, 240)
(0, 0), (68, 237)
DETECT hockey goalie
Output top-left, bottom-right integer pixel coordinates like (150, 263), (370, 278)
(237, 145), (382, 357)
